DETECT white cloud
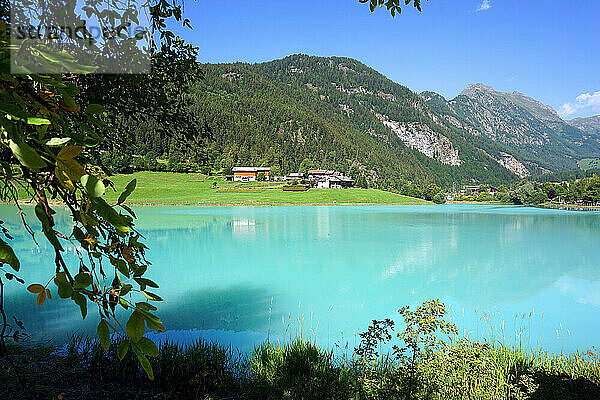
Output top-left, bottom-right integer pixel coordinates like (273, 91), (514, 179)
(477, 0), (491, 11)
(559, 90), (600, 118)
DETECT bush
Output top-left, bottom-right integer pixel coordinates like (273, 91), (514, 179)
(433, 192), (446, 204)
(282, 185), (309, 192)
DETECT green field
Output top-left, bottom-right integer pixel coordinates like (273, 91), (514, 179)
(102, 172), (431, 205)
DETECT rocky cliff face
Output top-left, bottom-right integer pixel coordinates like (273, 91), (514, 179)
(375, 113), (462, 165)
(494, 152), (530, 178)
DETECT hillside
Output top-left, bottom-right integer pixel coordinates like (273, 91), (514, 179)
(422, 84), (600, 176)
(188, 55), (517, 189)
(102, 172), (431, 206)
(126, 54), (600, 190)
(569, 115), (600, 136)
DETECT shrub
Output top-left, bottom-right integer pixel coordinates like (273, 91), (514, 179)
(282, 185), (309, 192)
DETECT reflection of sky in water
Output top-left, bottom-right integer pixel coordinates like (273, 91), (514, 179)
(3, 204), (600, 354)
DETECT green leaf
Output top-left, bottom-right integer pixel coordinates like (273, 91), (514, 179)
(34, 203), (63, 252)
(97, 319), (110, 351)
(72, 292), (87, 318)
(26, 117), (51, 125)
(0, 101), (34, 122)
(55, 158), (85, 192)
(139, 309), (165, 333)
(141, 291), (163, 302)
(90, 198), (130, 234)
(110, 256), (129, 277)
(131, 344), (154, 380)
(126, 310), (145, 343)
(85, 104), (105, 114)
(120, 284), (133, 296)
(135, 278), (159, 289)
(135, 302), (157, 311)
(54, 272), (73, 298)
(117, 179), (137, 204)
(61, 93), (78, 111)
(45, 137), (71, 146)
(81, 174), (105, 198)
(74, 272), (92, 288)
(137, 337), (159, 357)
(57, 145), (82, 160)
(0, 239), (20, 271)
(117, 339), (130, 360)
(9, 140), (47, 171)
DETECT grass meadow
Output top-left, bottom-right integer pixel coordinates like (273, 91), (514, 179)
(102, 172), (431, 206)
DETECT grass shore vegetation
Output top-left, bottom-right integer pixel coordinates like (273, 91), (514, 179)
(100, 172), (432, 206)
(2, 300), (599, 399)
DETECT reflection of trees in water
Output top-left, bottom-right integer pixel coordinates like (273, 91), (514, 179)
(3, 206), (599, 342)
(140, 207), (600, 332)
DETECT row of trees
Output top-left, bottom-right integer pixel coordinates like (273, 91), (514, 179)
(458, 175), (600, 205)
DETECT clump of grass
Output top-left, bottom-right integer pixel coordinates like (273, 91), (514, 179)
(248, 338), (353, 399)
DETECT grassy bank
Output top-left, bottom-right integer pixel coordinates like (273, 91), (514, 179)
(2, 336), (599, 399)
(101, 172), (431, 206)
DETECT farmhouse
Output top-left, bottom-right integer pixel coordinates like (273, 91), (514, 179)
(460, 185), (498, 196)
(461, 185), (480, 196)
(307, 170), (354, 189)
(233, 167), (271, 182)
(319, 175), (354, 189)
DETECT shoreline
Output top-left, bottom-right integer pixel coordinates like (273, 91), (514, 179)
(3, 200), (434, 207)
(538, 203), (600, 211)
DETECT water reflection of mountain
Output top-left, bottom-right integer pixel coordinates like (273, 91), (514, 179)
(137, 206), (600, 339)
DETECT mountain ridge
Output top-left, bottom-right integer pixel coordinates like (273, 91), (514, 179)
(180, 54), (600, 188)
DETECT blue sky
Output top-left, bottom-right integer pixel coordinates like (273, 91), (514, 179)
(171, 0), (599, 119)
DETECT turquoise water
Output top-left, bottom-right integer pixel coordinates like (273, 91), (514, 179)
(4, 204), (600, 353)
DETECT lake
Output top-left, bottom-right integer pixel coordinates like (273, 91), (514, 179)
(4, 204), (600, 353)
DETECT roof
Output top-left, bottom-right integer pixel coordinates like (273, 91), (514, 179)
(307, 169), (335, 175)
(232, 167), (271, 172)
(328, 175), (354, 183)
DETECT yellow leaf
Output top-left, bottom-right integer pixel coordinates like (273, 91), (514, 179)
(57, 145), (82, 161)
(55, 158), (84, 191)
(55, 164), (75, 192)
(46, 289), (52, 299)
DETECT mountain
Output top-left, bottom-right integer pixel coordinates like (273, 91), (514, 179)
(568, 115), (600, 136)
(129, 54), (599, 189)
(421, 84), (600, 176)
(189, 55), (522, 189)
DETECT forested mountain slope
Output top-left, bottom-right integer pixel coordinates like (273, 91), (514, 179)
(191, 55), (516, 188)
(122, 54), (599, 190)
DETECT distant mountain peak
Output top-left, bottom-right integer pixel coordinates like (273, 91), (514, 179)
(568, 115), (600, 135)
(419, 91), (446, 102)
(460, 83), (495, 97)
(459, 83), (560, 122)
